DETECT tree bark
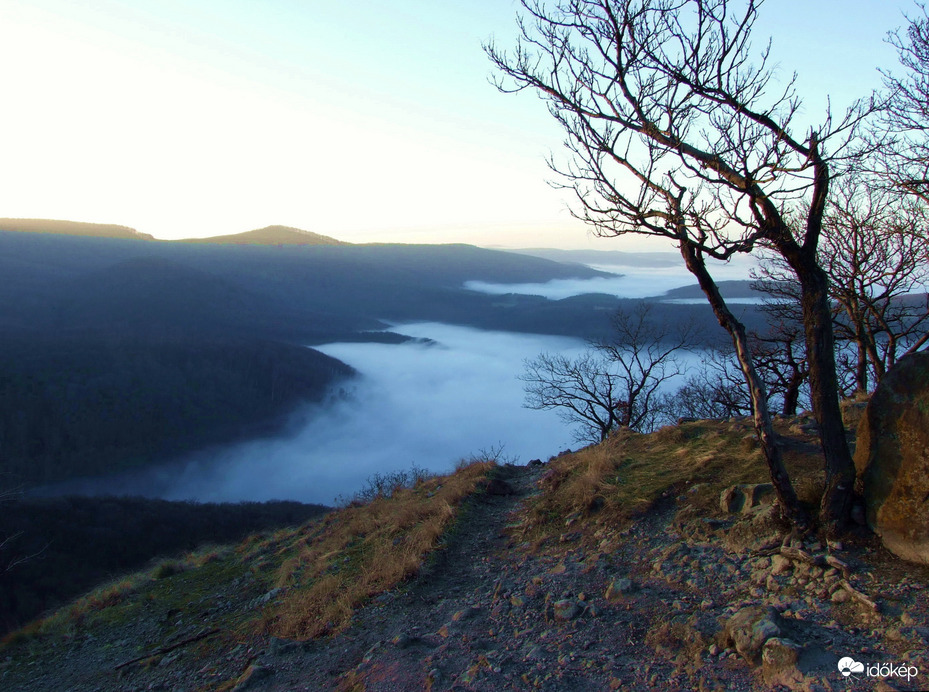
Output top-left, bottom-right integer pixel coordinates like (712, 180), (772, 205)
(782, 370), (804, 417)
(788, 257), (856, 535)
(680, 242), (810, 530)
(855, 328), (869, 395)
(763, 138), (856, 536)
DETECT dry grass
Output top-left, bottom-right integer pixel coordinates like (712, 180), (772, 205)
(12, 574), (147, 642)
(0, 542), (243, 648)
(517, 418), (827, 543)
(256, 459), (495, 640)
(1, 461), (493, 651)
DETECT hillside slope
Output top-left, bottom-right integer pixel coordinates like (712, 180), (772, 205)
(0, 229), (626, 342)
(3, 417), (927, 690)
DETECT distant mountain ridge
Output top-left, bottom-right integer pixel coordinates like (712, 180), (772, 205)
(0, 227), (626, 346)
(508, 247), (683, 268)
(178, 225), (347, 246)
(0, 219), (346, 246)
(0, 218), (154, 241)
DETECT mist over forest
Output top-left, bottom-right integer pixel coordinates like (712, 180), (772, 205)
(1, 223), (769, 500)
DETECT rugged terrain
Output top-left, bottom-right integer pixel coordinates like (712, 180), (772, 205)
(2, 418), (928, 691)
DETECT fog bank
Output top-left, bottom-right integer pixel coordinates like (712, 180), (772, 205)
(465, 256), (757, 300)
(57, 324), (588, 505)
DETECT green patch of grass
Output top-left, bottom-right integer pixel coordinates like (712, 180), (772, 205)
(151, 559), (189, 580)
(0, 542), (255, 655)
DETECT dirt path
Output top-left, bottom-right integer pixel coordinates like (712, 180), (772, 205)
(260, 463), (554, 690)
(248, 464), (724, 691)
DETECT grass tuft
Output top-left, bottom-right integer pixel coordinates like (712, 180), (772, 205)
(151, 559), (189, 580)
(516, 418), (825, 544)
(258, 458), (495, 640)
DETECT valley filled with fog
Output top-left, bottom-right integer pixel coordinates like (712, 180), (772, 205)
(38, 324), (588, 505)
(8, 227), (765, 506)
(44, 266), (742, 506)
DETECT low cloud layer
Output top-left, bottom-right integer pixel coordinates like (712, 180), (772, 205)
(465, 257), (757, 300)
(54, 324), (588, 505)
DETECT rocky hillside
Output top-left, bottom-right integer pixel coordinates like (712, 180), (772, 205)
(2, 417), (928, 691)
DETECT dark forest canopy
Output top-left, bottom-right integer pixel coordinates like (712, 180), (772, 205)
(0, 334), (354, 487)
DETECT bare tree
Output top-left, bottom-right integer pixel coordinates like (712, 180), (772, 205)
(823, 183), (929, 378)
(521, 304), (691, 442)
(667, 326), (809, 420)
(667, 346), (752, 420)
(751, 324), (811, 416)
(488, 0), (874, 532)
(754, 180), (929, 394)
(521, 350), (629, 443)
(879, 3), (929, 201)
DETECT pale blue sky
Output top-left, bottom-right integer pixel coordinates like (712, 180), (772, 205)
(0, 0), (916, 247)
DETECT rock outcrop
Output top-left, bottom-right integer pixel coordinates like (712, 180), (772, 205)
(854, 351), (929, 564)
(719, 483), (775, 514)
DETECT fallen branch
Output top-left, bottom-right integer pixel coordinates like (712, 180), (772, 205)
(839, 580), (880, 613)
(824, 554), (852, 579)
(775, 546), (852, 579)
(115, 628), (220, 670)
(779, 545), (823, 566)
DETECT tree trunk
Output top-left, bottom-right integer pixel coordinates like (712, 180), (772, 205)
(863, 325), (886, 383)
(782, 369), (804, 416)
(680, 242), (810, 530)
(790, 259), (856, 536)
(846, 313), (870, 395)
(855, 337), (869, 395)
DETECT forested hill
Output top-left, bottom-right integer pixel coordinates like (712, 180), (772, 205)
(0, 334), (355, 488)
(0, 223), (767, 343)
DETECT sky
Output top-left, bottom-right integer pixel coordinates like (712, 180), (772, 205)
(0, 0), (917, 249)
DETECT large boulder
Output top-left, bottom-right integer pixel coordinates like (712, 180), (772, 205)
(854, 351), (929, 564)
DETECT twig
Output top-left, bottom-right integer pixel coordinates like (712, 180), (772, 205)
(839, 580), (880, 613)
(824, 554), (852, 579)
(115, 628), (220, 670)
(1, 534), (51, 573)
(779, 545), (823, 566)
(775, 546), (852, 578)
